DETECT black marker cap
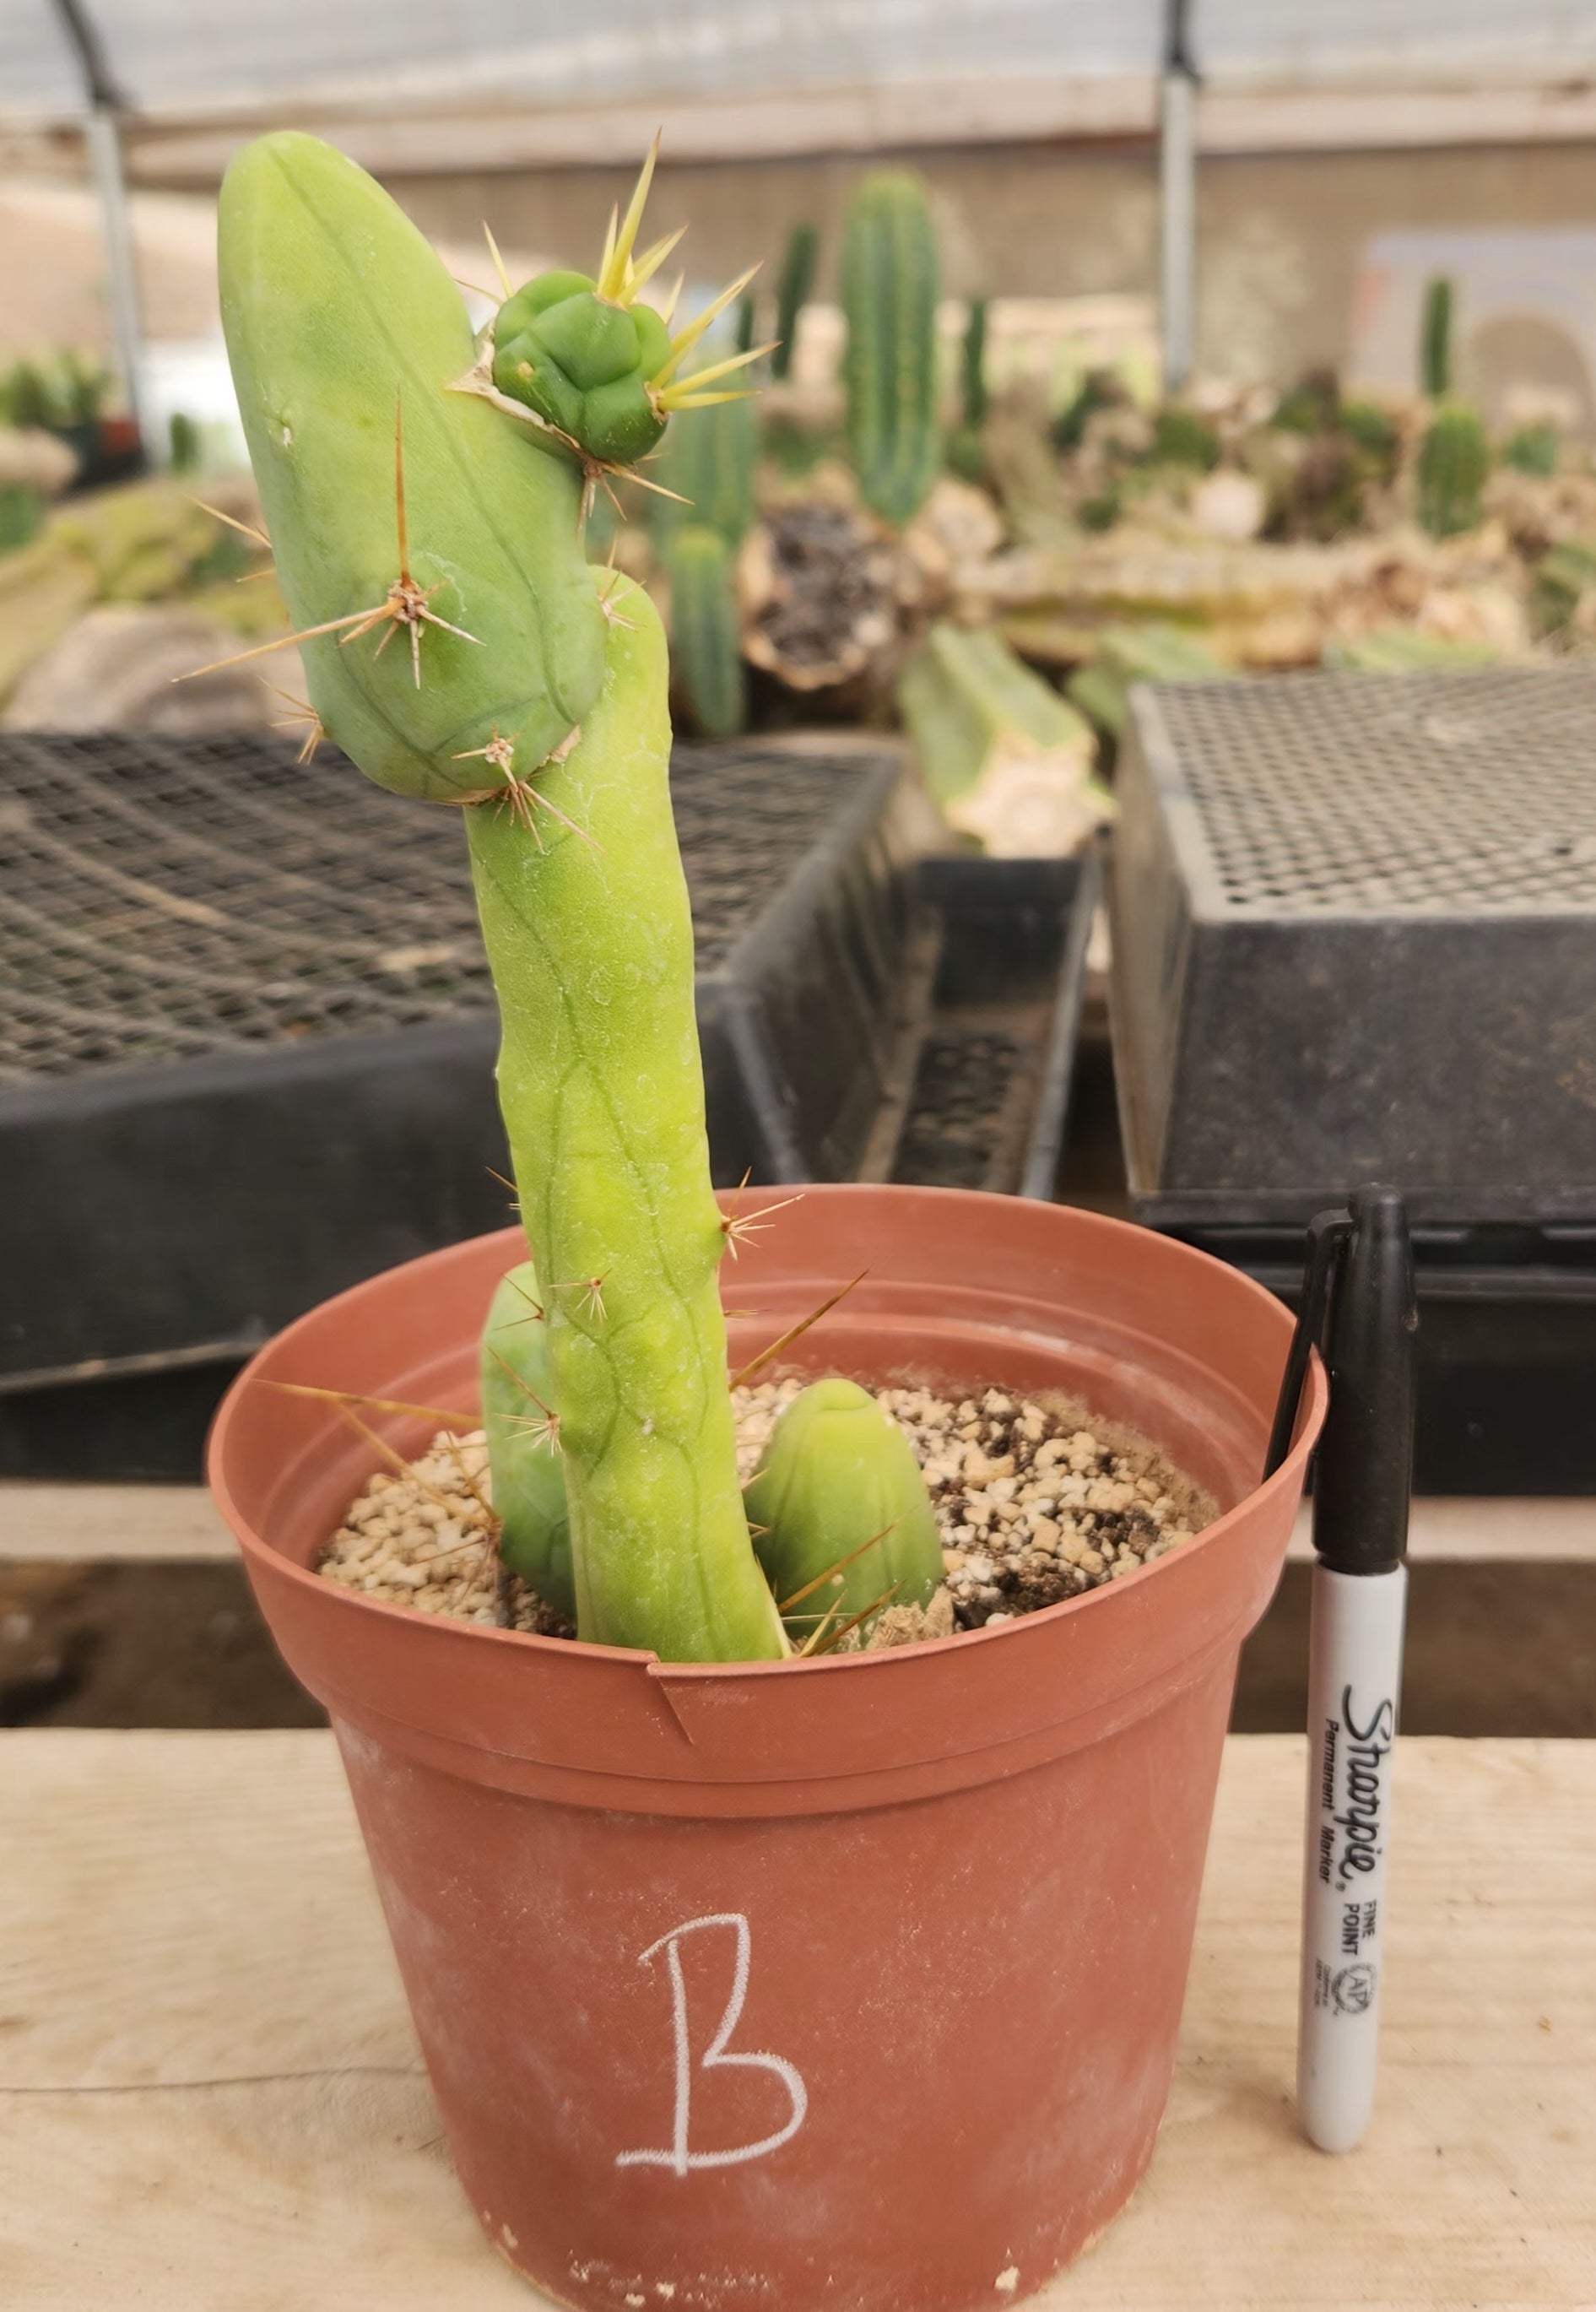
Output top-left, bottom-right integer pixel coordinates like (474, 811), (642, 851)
(1312, 1184), (1417, 1575)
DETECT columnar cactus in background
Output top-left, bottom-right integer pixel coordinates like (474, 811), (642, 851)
(1417, 403), (1489, 539)
(663, 524), (747, 739)
(841, 171), (942, 527)
(1420, 274), (1454, 401)
(216, 133), (799, 1661)
(771, 221), (819, 382)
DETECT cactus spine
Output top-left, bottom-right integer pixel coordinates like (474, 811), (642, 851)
(220, 133), (782, 1662)
(1417, 403), (1488, 539)
(663, 524), (746, 739)
(841, 171), (942, 527)
(771, 222), (818, 382)
(1420, 275), (1453, 400)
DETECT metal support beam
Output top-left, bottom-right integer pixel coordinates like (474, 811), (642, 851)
(49, 0), (146, 445)
(1159, 0), (1198, 395)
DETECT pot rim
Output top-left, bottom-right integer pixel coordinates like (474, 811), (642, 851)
(208, 1183), (1327, 1687)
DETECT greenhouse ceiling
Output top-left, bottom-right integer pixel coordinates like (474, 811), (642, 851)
(6, 0), (1596, 176)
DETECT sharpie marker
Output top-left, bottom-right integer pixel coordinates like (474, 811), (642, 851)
(1295, 1186), (1416, 2154)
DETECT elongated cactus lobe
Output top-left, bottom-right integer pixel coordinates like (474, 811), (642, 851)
(219, 133), (604, 800)
(747, 1378), (943, 1644)
(663, 524), (747, 739)
(468, 578), (784, 1660)
(223, 131), (782, 1663)
(480, 1263), (574, 1616)
(841, 171), (942, 528)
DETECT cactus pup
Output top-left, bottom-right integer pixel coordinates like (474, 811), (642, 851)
(217, 132), (782, 1661)
(748, 1379), (943, 1645)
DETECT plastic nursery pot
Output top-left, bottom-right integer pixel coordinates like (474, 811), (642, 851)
(209, 1184), (1324, 2312)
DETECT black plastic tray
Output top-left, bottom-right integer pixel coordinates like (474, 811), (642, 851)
(0, 731), (921, 1400)
(1168, 1217), (1596, 1497)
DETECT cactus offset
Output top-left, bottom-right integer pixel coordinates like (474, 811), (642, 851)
(219, 133), (783, 1662)
(1420, 275), (1454, 401)
(663, 524), (746, 739)
(841, 171), (941, 527)
(771, 222), (818, 382)
(1417, 403), (1488, 539)
(479, 1263), (573, 1616)
(747, 1379), (942, 1646)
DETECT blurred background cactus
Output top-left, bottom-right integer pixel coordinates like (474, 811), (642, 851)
(841, 170), (942, 527)
(1420, 274), (1454, 400)
(771, 221), (819, 382)
(1417, 403), (1490, 537)
(663, 523), (747, 738)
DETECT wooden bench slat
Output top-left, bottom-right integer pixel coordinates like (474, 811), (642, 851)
(1, 1731), (1591, 2307)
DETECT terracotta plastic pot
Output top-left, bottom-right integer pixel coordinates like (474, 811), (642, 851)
(210, 1184), (1324, 2312)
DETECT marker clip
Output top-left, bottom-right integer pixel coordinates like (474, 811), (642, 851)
(1263, 1205), (1353, 1481)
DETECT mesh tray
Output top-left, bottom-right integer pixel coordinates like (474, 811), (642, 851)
(0, 731), (922, 1386)
(1111, 668), (1596, 1226)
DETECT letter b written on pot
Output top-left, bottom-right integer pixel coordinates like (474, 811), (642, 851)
(615, 1912), (808, 2175)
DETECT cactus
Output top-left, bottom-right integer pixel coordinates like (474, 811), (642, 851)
(663, 524), (746, 739)
(1417, 403), (1488, 539)
(746, 1379), (943, 1644)
(1150, 403), (1219, 471)
(218, 132), (783, 1663)
(946, 297), (989, 482)
(479, 1262), (574, 1616)
(653, 392), (758, 549)
(1505, 421), (1559, 477)
(1420, 276), (1453, 400)
(168, 411), (202, 474)
(771, 221), (818, 382)
(841, 171), (941, 527)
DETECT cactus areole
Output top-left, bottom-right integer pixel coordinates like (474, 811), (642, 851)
(219, 131), (785, 1661)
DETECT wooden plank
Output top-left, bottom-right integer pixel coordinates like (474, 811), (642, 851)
(0, 1483), (235, 1562)
(0, 1732), (1590, 2308)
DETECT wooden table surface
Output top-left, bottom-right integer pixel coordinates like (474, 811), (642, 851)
(2, 1732), (1591, 2310)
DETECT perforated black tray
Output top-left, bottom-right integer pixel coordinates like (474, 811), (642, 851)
(0, 730), (922, 1397)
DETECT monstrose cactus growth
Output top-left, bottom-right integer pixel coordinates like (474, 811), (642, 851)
(219, 131), (789, 1661)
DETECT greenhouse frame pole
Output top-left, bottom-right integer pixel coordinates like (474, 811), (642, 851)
(50, 0), (146, 445)
(1159, 0), (1198, 394)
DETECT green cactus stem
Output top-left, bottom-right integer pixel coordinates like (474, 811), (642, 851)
(219, 131), (784, 1663)
(841, 171), (942, 528)
(663, 524), (747, 739)
(747, 1378), (943, 1645)
(653, 392), (758, 549)
(480, 1262), (573, 1616)
(771, 222), (819, 382)
(1504, 421), (1559, 477)
(1417, 403), (1489, 539)
(1420, 275), (1454, 400)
